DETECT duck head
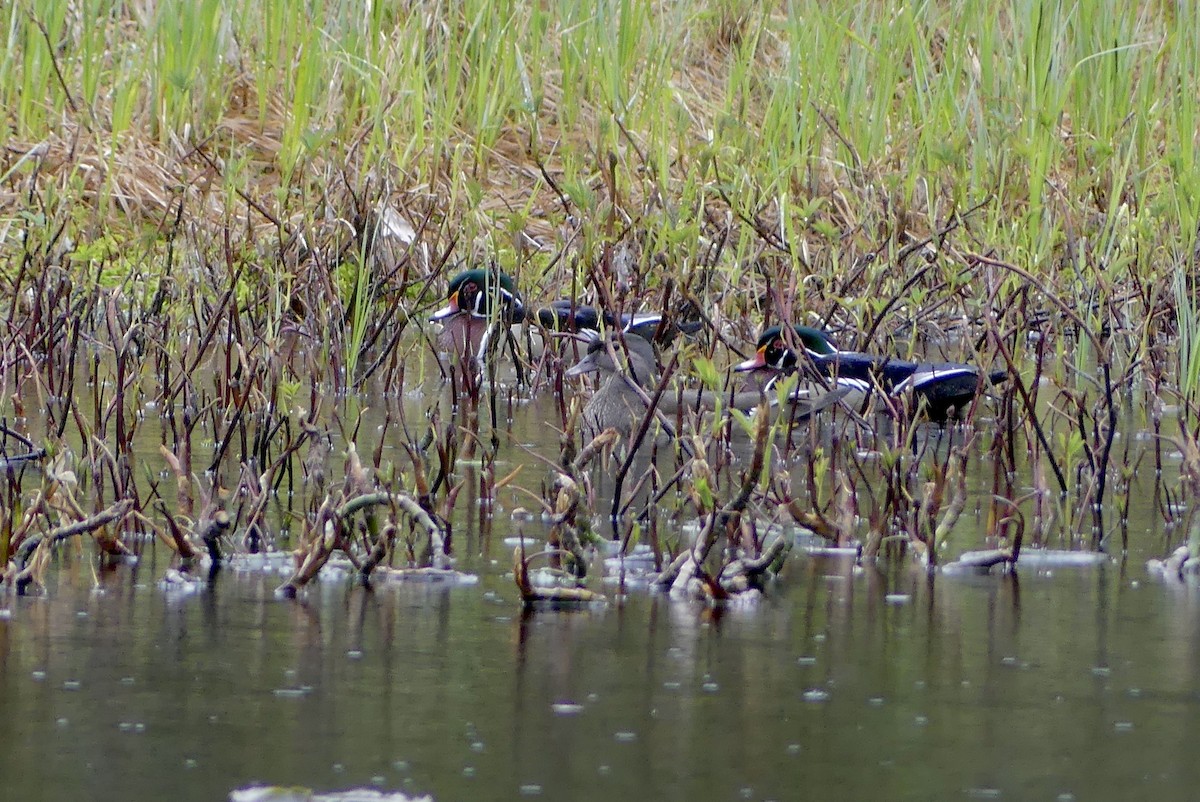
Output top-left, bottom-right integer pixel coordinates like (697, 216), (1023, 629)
(431, 268), (525, 358)
(565, 335), (659, 387)
(431, 269), (525, 323)
(733, 325), (838, 373)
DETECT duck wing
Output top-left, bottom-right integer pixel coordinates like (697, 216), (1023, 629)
(815, 352), (917, 393)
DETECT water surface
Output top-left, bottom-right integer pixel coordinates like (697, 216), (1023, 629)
(4, 548), (1200, 801)
(0, 370), (1193, 801)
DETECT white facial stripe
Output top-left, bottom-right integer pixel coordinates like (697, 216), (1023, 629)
(471, 285), (520, 317)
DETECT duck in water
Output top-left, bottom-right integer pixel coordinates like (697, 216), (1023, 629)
(735, 324), (1006, 420)
(430, 270), (696, 370)
(566, 335), (846, 437)
(535, 299), (702, 344)
(430, 268), (526, 363)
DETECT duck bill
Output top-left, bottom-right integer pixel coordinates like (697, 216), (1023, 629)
(733, 347), (769, 372)
(429, 291), (459, 321)
(565, 354), (599, 378)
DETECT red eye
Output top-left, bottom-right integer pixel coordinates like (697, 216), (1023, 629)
(462, 281), (477, 296)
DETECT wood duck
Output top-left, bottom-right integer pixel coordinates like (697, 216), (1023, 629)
(431, 269), (700, 370)
(565, 335), (661, 435)
(430, 269), (526, 359)
(734, 324), (1007, 420)
(535, 299), (702, 343)
(567, 335), (845, 436)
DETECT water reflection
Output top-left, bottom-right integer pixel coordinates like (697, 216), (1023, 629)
(5, 554), (1200, 799)
(3, 359), (1199, 800)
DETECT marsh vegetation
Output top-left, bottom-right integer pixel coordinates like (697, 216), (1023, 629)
(7, 1), (1200, 798)
(4, 0), (1198, 592)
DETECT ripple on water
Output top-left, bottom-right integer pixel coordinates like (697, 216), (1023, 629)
(230, 788), (433, 801)
(503, 536), (542, 548)
(551, 702), (584, 716)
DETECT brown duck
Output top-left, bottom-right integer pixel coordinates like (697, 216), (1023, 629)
(565, 336), (846, 436)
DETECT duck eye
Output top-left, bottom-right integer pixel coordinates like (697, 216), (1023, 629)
(767, 341), (784, 368)
(460, 281), (486, 314)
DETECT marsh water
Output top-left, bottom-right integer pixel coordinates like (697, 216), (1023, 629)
(2, 377), (1199, 801)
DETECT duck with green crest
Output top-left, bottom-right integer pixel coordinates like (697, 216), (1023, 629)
(567, 334), (846, 437)
(430, 268), (526, 360)
(432, 268), (701, 364)
(735, 324), (1007, 420)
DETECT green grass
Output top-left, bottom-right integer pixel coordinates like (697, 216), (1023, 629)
(0, 0), (1195, 375)
(6, 0), (1200, 566)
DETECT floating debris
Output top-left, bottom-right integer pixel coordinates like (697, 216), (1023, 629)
(1146, 546), (1200, 581)
(551, 702), (584, 716)
(159, 569), (203, 595)
(513, 548), (606, 606)
(943, 548), (1109, 575)
(377, 567), (478, 585)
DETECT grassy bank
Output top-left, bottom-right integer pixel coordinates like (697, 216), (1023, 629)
(3, 1), (1195, 325)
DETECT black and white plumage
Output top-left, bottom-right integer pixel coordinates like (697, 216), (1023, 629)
(430, 269), (525, 361)
(735, 324), (1006, 420)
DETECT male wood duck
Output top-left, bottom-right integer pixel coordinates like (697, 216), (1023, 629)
(735, 324), (1006, 420)
(567, 335), (845, 436)
(535, 299), (703, 343)
(432, 269), (693, 354)
(430, 269), (526, 359)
